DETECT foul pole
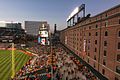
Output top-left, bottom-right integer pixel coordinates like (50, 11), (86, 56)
(11, 43), (15, 79)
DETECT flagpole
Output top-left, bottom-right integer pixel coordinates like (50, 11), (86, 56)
(11, 43), (15, 79)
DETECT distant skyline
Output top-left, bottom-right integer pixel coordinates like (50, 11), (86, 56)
(0, 0), (120, 31)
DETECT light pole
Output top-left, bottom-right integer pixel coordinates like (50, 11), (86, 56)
(50, 32), (53, 80)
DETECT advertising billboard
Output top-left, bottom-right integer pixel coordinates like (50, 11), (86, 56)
(65, 36), (67, 44)
(83, 39), (86, 52)
(38, 36), (41, 43)
(41, 38), (46, 45)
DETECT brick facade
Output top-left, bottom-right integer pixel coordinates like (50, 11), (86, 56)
(60, 4), (120, 80)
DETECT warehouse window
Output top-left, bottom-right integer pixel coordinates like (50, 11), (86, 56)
(95, 40), (97, 44)
(89, 26), (91, 29)
(104, 41), (107, 46)
(119, 19), (120, 24)
(102, 69), (105, 75)
(119, 31), (120, 37)
(89, 32), (91, 36)
(118, 42), (120, 49)
(103, 59), (106, 65)
(94, 55), (96, 60)
(116, 66), (120, 74)
(104, 50), (107, 56)
(105, 31), (108, 36)
(117, 54), (120, 62)
(95, 32), (98, 36)
(95, 48), (97, 52)
(96, 24), (98, 28)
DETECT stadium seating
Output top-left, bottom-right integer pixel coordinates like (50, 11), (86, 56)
(0, 27), (25, 43)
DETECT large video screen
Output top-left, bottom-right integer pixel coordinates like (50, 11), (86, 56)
(39, 31), (48, 37)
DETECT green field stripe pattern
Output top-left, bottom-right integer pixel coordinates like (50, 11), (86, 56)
(0, 50), (30, 80)
(16, 54), (29, 71)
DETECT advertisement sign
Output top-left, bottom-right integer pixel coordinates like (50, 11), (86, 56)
(83, 39), (86, 52)
(41, 38), (46, 45)
(65, 36), (67, 44)
(38, 36), (41, 43)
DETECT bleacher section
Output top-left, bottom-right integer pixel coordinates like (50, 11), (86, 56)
(0, 27), (26, 43)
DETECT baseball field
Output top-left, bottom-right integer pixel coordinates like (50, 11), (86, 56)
(0, 50), (30, 80)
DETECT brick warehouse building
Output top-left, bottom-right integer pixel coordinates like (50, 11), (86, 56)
(60, 4), (120, 80)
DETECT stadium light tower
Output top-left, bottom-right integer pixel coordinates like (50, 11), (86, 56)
(11, 43), (15, 79)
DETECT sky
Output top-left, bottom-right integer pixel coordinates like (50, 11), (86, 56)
(0, 0), (120, 31)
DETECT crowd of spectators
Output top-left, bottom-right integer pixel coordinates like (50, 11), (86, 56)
(14, 44), (99, 80)
(16, 56), (52, 80)
(53, 45), (98, 80)
(15, 45), (52, 80)
(71, 56), (97, 80)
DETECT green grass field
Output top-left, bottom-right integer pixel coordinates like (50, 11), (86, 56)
(0, 50), (30, 80)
